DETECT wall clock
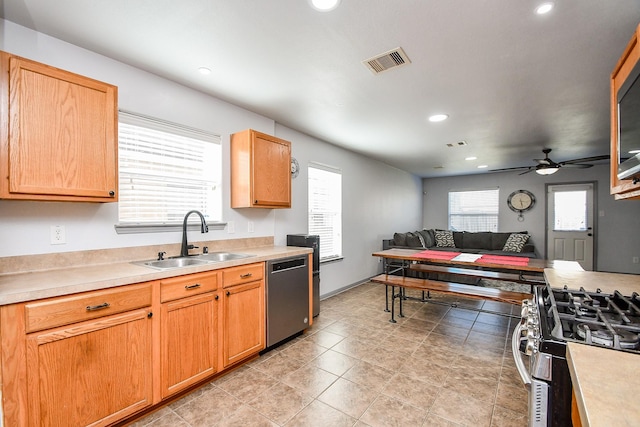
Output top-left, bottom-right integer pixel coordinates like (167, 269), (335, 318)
(507, 189), (535, 221)
(290, 157), (300, 179)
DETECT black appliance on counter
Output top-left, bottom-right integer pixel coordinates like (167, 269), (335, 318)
(287, 234), (320, 317)
(514, 284), (640, 426)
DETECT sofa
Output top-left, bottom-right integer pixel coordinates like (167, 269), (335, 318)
(383, 229), (537, 258)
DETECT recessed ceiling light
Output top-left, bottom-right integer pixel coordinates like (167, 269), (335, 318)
(535, 2), (554, 14)
(477, 165), (488, 169)
(428, 114), (448, 122)
(466, 156), (477, 161)
(198, 67), (212, 75)
(309, 0), (341, 12)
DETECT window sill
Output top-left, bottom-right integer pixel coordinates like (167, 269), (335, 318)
(320, 256), (343, 264)
(115, 222), (227, 234)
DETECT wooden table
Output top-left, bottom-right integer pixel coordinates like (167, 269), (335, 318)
(372, 248), (565, 273)
(372, 249), (583, 313)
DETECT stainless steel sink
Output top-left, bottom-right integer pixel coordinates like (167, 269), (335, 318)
(196, 252), (255, 262)
(134, 257), (209, 270)
(133, 252), (255, 270)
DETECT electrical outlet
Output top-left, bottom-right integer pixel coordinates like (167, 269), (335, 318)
(248, 221), (254, 233)
(227, 221), (235, 234)
(50, 225), (66, 245)
(633, 257), (639, 264)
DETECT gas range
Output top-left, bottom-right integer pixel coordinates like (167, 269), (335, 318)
(547, 286), (640, 352)
(514, 284), (640, 426)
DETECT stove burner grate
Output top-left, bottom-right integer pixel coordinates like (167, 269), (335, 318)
(575, 323), (640, 350)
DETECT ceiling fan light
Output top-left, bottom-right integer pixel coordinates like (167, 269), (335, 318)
(536, 166), (559, 175)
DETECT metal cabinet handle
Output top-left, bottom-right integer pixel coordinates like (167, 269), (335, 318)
(240, 273), (253, 279)
(86, 302), (110, 312)
(184, 283), (201, 290)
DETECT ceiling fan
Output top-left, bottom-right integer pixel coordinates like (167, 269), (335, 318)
(490, 148), (610, 175)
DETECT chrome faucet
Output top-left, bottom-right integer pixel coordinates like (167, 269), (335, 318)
(180, 210), (209, 257)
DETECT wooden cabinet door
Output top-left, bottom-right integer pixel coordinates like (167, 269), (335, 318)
(221, 280), (265, 368)
(230, 129), (291, 208)
(26, 309), (152, 427)
(1, 52), (118, 202)
(251, 134), (291, 207)
(160, 292), (218, 398)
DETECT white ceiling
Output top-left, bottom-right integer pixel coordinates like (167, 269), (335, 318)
(2, 0), (640, 177)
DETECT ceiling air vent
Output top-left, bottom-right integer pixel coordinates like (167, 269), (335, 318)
(363, 47), (411, 74)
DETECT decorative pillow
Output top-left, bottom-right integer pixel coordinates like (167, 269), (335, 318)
(503, 233), (530, 252)
(405, 232), (423, 247)
(417, 229), (435, 248)
(434, 229), (456, 247)
(393, 232), (407, 246)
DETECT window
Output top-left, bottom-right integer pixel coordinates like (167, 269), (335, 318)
(553, 190), (587, 231)
(308, 163), (342, 261)
(117, 111), (222, 229)
(448, 189), (499, 232)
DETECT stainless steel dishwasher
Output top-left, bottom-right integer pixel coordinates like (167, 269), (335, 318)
(266, 255), (310, 347)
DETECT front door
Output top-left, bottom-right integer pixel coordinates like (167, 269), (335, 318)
(546, 183), (595, 270)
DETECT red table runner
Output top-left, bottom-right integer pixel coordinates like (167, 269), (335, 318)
(413, 250), (461, 260)
(476, 254), (530, 266)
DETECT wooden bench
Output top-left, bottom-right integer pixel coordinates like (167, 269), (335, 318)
(370, 274), (530, 322)
(409, 263), (545, 291)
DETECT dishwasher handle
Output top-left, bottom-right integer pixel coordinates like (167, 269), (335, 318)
(269, 257), (307, 273)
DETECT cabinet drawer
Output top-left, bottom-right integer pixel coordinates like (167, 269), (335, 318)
(222, 263), (264, 288)
(25, 283), (152, 333)
(160, 271), (219, 303)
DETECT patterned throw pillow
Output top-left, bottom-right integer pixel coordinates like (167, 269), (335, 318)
(502, 233), (530, 252)
(434, 229), (456, 247)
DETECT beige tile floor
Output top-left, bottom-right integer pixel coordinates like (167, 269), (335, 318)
(130, 281), (529, 427)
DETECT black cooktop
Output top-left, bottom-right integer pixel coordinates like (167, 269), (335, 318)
(549, 286), (640, 352)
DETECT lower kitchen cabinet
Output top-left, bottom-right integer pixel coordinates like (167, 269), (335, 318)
(0, 261), (271, 426)
(160, 291), (219, 398)
(26, 309), (153, 427)
(221, 279), (265, 368)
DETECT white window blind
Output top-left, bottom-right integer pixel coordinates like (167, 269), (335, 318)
(118, 111), (222, 225)
(448, 189), (499, 232)
(308, 163), (342, 261)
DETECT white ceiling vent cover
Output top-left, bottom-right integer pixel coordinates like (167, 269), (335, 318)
(363, 47), (411, 74)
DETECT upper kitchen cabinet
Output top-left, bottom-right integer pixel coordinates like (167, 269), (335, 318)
(0, 51), (118, 202)
(230, 129), (291, 208)
(610, 24), (640, 200)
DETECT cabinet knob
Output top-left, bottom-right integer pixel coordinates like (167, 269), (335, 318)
(147, 312), (153, 318)
(215, 295), (219, 300)
(109, 190), (115, 197)
(226, 291), (230, 296)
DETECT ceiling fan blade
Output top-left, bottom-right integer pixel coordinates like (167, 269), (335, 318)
(489, 166), (532, 172)
(518, 168), (535, 175)
(560, 163), (593, 169)
(559, 155), (610, 165)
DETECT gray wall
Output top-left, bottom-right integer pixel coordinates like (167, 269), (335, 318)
(422, 164), (640, 274)
(0, 19), (423, 297)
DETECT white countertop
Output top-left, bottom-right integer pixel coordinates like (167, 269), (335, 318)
(0, 245), (311, 305)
